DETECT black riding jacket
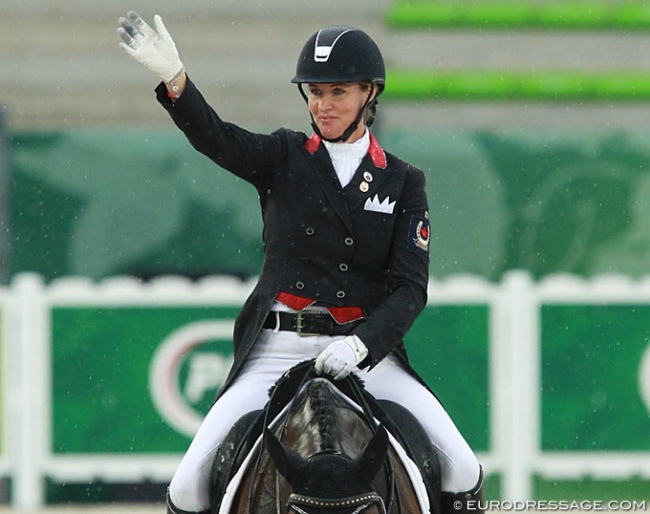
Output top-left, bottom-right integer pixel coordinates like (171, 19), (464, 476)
(157, 78), (430, 391)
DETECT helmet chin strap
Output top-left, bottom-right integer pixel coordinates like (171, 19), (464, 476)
(298, 84), (376, 143)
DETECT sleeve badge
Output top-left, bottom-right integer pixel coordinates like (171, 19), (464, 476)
(407, 215), (430, 256)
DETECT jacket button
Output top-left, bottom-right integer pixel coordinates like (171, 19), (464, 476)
(339, 263), (348, 272)
(344, 237), (354, 246)
(300, 256), (310, 264)
(336, 291), (346, 299)
(296, 281), (305, 290)
(306, 227), (315, 236)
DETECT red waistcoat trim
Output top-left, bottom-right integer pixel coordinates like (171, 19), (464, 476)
(326, 305), (365, 324)
(277, 291), (316, 311)
(276, 292), (364, 325)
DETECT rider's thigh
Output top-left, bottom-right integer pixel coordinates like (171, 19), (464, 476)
(361, 356), (481, 493)
(169, 329), (322, 511)
(168, 368), (271, 511)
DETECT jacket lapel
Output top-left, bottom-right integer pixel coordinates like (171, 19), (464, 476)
(303, 134), (354, 231)
(345, 134), (392, 213)
(344, 156), (392, 213)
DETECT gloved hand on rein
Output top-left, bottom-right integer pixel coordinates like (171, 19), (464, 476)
(315, 335), (368, 380)
(117, 11), (184, 83)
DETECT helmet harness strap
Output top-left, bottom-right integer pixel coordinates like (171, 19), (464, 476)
(298, 83), (377, 143)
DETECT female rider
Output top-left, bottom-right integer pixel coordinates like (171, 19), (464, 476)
(117, 12), (484, 514)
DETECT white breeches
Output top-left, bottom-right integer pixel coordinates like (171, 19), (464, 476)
(168, 329), (480, 512)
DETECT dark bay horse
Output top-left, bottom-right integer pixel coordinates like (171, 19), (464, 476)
(210, 362), (441, 514)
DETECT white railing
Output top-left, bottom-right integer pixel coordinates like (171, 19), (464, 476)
(1, 271), (650, 510)
(0, 285), (13, 487)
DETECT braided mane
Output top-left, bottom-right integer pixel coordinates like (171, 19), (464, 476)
(306, 380), (338, 451)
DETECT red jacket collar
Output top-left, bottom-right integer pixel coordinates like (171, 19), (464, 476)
(305, 133), (321, 154)
(368, 133), (387, 169)
(305, 132), (387, 169)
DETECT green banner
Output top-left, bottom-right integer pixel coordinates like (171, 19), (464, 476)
(51, 306), (239, 453)
(406, 305), (490, 452)
(9, 129), (650, 282)
(541, 305), (650, 450)
(50, 303), (490, 454)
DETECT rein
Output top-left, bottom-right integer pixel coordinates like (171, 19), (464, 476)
(344, 373), (397, 514)
(252, 361), (320, 514)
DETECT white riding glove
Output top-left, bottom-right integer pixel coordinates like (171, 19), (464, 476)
(117, 11), (184, 83)
(315, 335), (369, 381)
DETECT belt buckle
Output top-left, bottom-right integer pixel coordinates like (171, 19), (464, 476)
(296, 311), (320, 337)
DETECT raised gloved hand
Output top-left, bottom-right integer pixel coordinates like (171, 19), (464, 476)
(315, 335), (368, 380)
(117, 11), (184, 83)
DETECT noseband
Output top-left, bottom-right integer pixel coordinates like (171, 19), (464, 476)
(287, 492), (386, 514)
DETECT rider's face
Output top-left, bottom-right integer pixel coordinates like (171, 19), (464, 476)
(307, 82), (372, 143)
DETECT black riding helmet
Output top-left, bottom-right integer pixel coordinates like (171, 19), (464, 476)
(292, 26), (386, 143)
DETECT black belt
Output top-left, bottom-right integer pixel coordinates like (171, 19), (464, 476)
(262, 311), (362, 337)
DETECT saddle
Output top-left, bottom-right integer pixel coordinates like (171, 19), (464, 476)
(210, 361), (441, 514)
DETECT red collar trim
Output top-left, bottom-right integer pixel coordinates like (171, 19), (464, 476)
(305, 132), (387, 169)
(305, 133), (321, 154)
(368, 133), (387, 169)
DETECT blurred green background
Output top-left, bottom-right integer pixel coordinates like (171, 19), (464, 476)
(8, 128), (650, 282)
(2, 0), (650, 507)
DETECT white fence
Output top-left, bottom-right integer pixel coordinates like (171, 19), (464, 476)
(1, 271), (650, 510)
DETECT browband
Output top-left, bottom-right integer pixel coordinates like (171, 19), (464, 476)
(288, 492), (385, 511)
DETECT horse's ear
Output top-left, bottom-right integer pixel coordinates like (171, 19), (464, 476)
(355, 425), (389, 484)
(264, 427), (308, 485)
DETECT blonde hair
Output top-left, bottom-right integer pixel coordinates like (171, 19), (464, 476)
(359, 81), (378, 128)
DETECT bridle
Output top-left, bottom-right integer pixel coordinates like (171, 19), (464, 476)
(252, 362), (397, 514)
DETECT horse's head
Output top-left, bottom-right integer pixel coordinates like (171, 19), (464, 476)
(264, 425), (389, 514)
